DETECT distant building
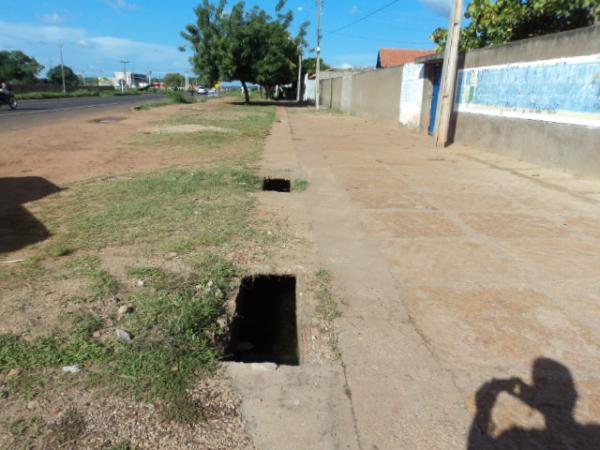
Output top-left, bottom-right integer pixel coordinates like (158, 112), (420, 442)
(98, 77), (114, 87)
(376, 48), (435, 69)
(113, 72), (149, 89)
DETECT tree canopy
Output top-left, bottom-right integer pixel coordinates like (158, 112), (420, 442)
(182, 0), (308, 103)
(432, 0), (599, 52)
(302, 57), (330, 74)
(164, 73), (186, 88)
(47, 65), (80, 86)
(0, 50), (44, 84)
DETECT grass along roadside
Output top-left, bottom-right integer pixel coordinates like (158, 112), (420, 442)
(15, 88), (145, 100)
(133, 91), (197, 110)
(0, 101), (278, 447)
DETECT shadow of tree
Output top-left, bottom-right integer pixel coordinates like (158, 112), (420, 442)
(468, 358), (600, 449)
(0, 177), (61, 254)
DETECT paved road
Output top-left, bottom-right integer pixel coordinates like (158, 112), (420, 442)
(0, 94), (165, 131)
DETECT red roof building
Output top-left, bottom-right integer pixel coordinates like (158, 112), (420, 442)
(376, 48), (435, 69)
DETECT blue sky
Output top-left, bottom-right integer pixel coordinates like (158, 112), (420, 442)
(0, 0), (452, 77)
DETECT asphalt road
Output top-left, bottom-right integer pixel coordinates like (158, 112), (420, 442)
(0, 94), (166, 131)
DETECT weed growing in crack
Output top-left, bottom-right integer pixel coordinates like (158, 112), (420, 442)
(315, 269), (342, 359)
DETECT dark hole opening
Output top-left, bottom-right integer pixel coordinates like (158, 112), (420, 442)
(226, 275), (299, 366)
(262, 178), (291, 192)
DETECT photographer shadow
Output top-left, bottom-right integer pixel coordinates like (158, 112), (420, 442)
(468, 358), (600, 449)
(0, 177), (61, 254)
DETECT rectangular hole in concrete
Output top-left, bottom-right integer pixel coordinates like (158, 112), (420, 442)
(226, 275), (299, 366)
(262, 178), (290, 192)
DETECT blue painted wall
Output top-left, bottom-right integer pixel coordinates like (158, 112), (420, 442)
(455, 56), (600, 115)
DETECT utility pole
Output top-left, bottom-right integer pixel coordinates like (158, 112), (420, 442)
(296, 53), (303, 102)
(315, 0), (322, 109)
(59, 43), (66, 94)
(120, 60), (129, 92)
(435, 0), (463, 148)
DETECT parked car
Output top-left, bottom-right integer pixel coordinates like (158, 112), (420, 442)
(197, 86), (208, 95)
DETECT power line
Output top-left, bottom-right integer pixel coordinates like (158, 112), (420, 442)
(332, 32), (431, 46)
(324, 0), (402, 36)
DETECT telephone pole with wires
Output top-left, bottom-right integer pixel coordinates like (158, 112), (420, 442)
(435, 0), (463, 148)
(315, 0), (322, 109)
(120, 60), (129, 92)
(59, 43), (66, 94)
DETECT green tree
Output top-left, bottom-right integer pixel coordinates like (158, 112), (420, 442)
(0, 50), (44, 84)
(432, 0), (599, 52)
(164, 73), (186, 89)
(301, 57), (331, 74)
(182, 0), (308, 103)
(47, 65), (80, 86)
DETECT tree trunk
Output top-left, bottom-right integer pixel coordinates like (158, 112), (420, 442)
(241, 80), (250, 104)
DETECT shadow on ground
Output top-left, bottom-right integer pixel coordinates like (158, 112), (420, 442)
(468, 358), (600, 449)
(230, 100), (311, 108)
(0, 177), (61, 253)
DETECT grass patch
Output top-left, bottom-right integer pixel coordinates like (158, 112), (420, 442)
(134, 91), (196, 110)
(46, 241), (74, 257)
(0, 260), (236, 421)
(40, 167), (261, 251)
(109, 264), (234, 421)
(315, 269), (341, 358)
(15, 89), (142, 100)
(292, 179), (309, 192)
(1, 169), (269, 421)
(0, 101), (277, 433)
(0, 317), (108, 371)
(81, 269), (119, 300)
(3, 416), (44, 449)
(165, 105), (274, 138)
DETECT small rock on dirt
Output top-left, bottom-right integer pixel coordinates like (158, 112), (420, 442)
(118, 305), (133, 315)
(136, 280), (145, 288)
(7, 368), (21, 378)
(62, 365), (82, 373)
(27, 400), (39, 409)
(116, 329), (133, 342)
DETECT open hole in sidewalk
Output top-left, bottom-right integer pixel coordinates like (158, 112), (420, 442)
(262, 178), (290, 192)
(226, 275), (299, 366)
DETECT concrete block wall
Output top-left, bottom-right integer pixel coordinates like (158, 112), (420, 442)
(331, 77), (343, 111)
(350, 66), (404, 123)
(319, 78), (333, 109)
(450, 25), (600, 177)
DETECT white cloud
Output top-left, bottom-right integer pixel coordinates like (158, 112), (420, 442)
(330, 53), (373, 69)
(340, 63), (353, 69)
(350, 5), (359, 15)
(297, 6), (303, 12)
(420, 0), (452, 16)
(105, 0), (139, 12)
(0, 21), (189, 75)
(41, 12), (66, 25)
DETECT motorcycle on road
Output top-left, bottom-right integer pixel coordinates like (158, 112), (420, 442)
(0, 89), (17, 110)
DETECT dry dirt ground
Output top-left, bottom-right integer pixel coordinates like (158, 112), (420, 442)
(0, 100), (242, 185)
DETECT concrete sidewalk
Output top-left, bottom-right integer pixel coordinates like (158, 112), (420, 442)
(272, 108), (600, 449)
